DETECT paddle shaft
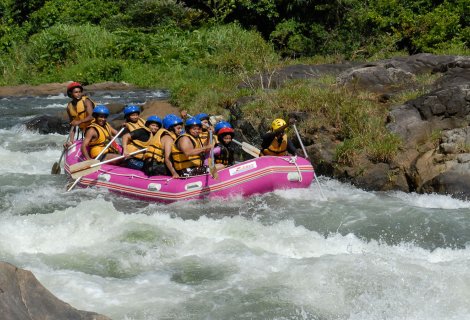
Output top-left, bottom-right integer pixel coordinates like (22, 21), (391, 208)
(75, 148), (148, 171)
(208, 131), (218, 179)
(67, 127), (125, 191)
(292, 124), (326, 199)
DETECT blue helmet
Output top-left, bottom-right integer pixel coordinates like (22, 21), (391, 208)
(123, 105), (140, 116)
(214, 121), (232, 134)
(92, 105), (110, 117)
(163, 114), (183, 130)
(146, 115), (162, 126)
(195, 113), (210, 121)
(185, 117), (202, 129)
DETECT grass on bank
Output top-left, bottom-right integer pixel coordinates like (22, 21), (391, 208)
(239, 78), (402, 165)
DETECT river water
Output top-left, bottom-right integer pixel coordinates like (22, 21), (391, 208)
(0, 91), (469, 320)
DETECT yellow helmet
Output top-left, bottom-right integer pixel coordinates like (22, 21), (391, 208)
(271, 118), (286, 131)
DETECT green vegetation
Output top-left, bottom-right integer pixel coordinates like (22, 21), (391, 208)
(0, 0), (467, 164)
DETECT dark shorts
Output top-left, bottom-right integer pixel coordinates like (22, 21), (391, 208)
(177, 166), (208, 177)
(143, 159), (167, 176)
(125, 158), (144, 170)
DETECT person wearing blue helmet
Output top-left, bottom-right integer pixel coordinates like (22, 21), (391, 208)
(143, 114), (183, 177)
(171, 117), (212, 176)
(162, 114), (184, 138)
(81, 105), (121, 161)
(121, 115), (162, 170)
(180, 110), (215, 145)
(195, 112), (215, 145)
(123, 104), (145, 134)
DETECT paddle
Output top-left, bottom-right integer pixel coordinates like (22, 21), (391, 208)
(51, 148), (67, 174)
(208, 130), (218, 179)
(232, 139), (261, 158)
(67, 127), (125, 191)
(51, 130), (73, 174)
(292, 123), (326, 199)
(69, 148), (147, 179)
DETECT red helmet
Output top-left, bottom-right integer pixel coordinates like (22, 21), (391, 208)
(217, 127), (234, 137)
(66, 82), (83, 97)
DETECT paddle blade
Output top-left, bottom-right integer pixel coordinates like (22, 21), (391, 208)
(69, 159), (100, 173)
(209, 165), (218, 179)
(70, 165), (101, 179)
(242, 143), (260, 158)
(51, 162), (61, 174)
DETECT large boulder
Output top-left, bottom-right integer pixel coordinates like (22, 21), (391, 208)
(0, 261), (110, 320)
(24, 115), (69, 134)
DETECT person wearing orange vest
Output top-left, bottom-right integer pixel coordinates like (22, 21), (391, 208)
(261, 118), (297, 156)
(81, 105), (121, 161)
(122, 116), (162, 170)
(122, 105), (146, 134)
(171, 117), (212, 177)
(214, 121), (235, 167)
(145, 114), (184, 178)
(65, 82), (95, 147)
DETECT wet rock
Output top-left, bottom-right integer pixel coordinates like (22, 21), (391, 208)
(421, 170), (470, 199)
(24, 115), (69, 134)
(0, 261), (110, 320)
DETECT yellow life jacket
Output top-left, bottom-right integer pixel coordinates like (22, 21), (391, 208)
(215, 144), (230, 166)
(87, 122), (120, 158)
(127, 127), (152, 160)
(200, 130), (218, 146)
(262, 133), (288, 156)
(143, 129), (170, 163)
(125, 118), (146, 133)
(67, 95), (95, 131)
(171, 133), (203, 171)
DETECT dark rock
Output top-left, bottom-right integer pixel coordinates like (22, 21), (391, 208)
(0, 261), (110, 320)
(421, 170), (470, 199)
(434, 67), (470, 89)
(239, 62), (360, 89)
(24, 115), (69, 134)
(337, 65), (415, 93)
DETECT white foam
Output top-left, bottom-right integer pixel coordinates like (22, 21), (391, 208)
(390, 190), (470, 209)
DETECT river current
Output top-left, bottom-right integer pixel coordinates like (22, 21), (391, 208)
(0, 91), (469, 319)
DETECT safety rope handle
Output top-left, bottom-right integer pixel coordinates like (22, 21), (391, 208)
(280, 156), (302, 182)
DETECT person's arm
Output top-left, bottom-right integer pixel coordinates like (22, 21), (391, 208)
(81, 128), (97, 160)
(261, 132), (276, 150)
(178, 136), (211, 156)
(81, 99), (94, 124)
(161, 135), (179, 178)
(121, 133), (132, 157)
(287, 138), (298, 156)
(109, 125), (119, 136)
(65, 126), (76, 148)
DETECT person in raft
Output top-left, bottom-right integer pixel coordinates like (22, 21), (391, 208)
(121, 115), (162, 170)
(194, 113), (215, 145)
(260, 118), (297, 156)
(81, 105), (121, 161)
(65, 81), (95, 148)
(143, 114), (184, 178)
(122, 104), (146, 134)
(214, 121), (236, 167)
(171, 117), (213, 177)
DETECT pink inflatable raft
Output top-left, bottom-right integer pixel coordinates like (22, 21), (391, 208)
(64, 140), (315, 203)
